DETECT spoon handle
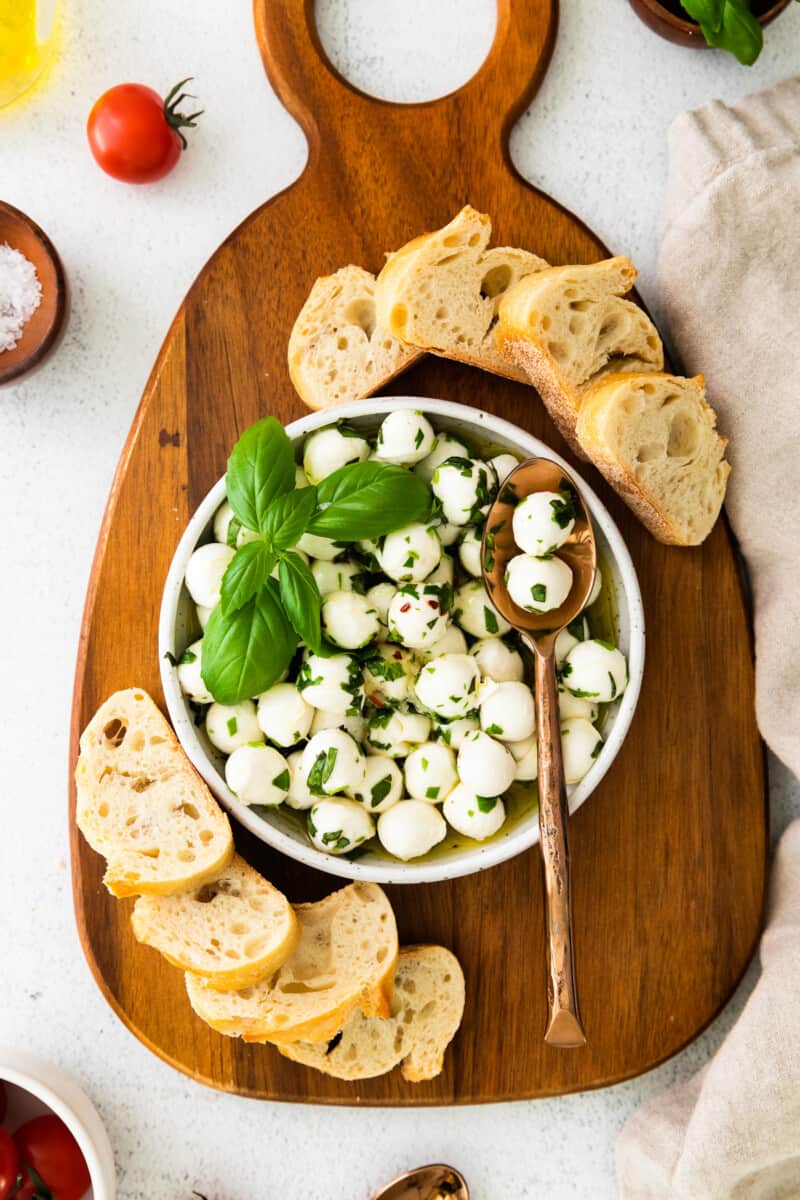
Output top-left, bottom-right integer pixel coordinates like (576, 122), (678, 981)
(533, 645), (586, 1049)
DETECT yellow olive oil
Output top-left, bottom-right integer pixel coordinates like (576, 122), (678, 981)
(0, 0), (57, 109)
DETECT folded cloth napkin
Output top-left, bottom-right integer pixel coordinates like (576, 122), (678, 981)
(616, 77), (800, 1198)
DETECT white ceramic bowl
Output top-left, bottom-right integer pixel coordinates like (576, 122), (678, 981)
(0, 1049), (115, 1199)
(160, 397), (644, 885)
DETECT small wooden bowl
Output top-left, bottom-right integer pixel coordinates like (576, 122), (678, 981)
(628, 0), (792, 48)
(0, 200), (68, 385)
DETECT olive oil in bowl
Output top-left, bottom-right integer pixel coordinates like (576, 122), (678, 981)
(0, 0), (57, 109)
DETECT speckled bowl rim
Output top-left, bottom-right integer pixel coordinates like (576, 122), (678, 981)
(159, 396), (645, 885)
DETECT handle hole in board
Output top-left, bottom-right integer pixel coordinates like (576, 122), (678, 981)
(314, 0), (497, 104)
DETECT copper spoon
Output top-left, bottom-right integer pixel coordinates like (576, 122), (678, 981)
(482, 458), (596, 1048)
(369, 1163), (469, 1200)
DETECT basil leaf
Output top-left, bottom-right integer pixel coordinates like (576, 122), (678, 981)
(279, 552), (323, 654)
(680, 0), (723, 30)
(201, 579), (296, 704)
(226, 417), (295, 535)
(711, 0), (763, 64)
(261, 485), (317, 551)
(220, 541), (276, 615)
(309, 461), (430, 540)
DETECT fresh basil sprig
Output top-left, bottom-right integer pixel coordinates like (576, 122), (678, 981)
(226, 416), (296, 533)
(309, 460), (430, 539)
(680, 0), (764, 64)
(202, 579), (297, 704)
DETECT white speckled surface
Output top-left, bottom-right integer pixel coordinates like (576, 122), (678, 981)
(1, 2), (798, 1197)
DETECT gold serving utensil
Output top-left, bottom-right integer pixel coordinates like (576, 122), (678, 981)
(482, 458), (596, 1048)
(369, 1163), (469, 1200)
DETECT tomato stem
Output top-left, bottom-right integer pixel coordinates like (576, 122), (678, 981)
(163, 77), (203, 150)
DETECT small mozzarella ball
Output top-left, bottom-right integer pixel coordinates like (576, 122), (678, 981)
(488, 452), (519, 485)
(380, 523), (442, 584)
(424, 554), (455, 586)
(303, 426), (370, 484)
(458, 526), (483, 577)
(363, 643), (419, 707)
(479, 681), (535, 742)
(512, 490), (575, 556)
(285, 750), (315, 810)
(557, 684), (599, 722)
(352, 756), (404, 814)
(404, 741), (458, 804)
(563, 639), (627, 702)
(432, 457), (495, 526)
(256, 682), (313, 747)
(507, 734), (538, 781)
(212, 501), (260, 549)
(322, 590), (380, 649)
(443, 784), (506, 841)
(367, 709), (431, 758)
(561, 718), (604, 784)
(414, 434), (469, 485)
(309, 707), (368, 743)
(296, 531), (341, 561)
(555, 616), (590, 666)
(311, 558), (364, 597)
(454, 580), (511, 638)
(357, 537), (382, 569)
(506, 553), (573, 614)
(374, 410), (436, 465)
(377, 799), (447, 860)
(587, 567), (603, 607)
(308, 798), (374, 855)
(423, 623), (468, 660)
(205, 700), (262, 754)
(387, 584), (450, 651)
(432, 715), (480, 749)
(196, 603), (215, 631)
(298, 652), (363, 715)
(469, 637), (524, 683)
(301, 729), (365, 796)
(414, 653), (480, 720)
(185, 542), (235, 609)
(366, 582), (396, 627)
(435, 522), (461, 547)
(225, 744), (290, 807)
(295, 464), (309, 488)
(176, 639), (213, 704)
(457, 730), (515, 796)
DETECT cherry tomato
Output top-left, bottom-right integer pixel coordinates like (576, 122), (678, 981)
(0, 1129), (19, 1200)
(14, 1116), (90, 1200)
(87, 77), (202, 183)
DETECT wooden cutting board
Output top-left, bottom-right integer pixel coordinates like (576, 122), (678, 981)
(69, 0), (766, 1104)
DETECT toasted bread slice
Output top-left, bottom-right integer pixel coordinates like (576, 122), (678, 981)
(185, 882), (398, 1044)
(288, 265), (423, 411)
(75, 688), (233, 898)
(497, 256), (663, 452)
(279, 944), (465, 1082)
(576, 372), (730, 545)
(375, 206), (548, 381)
(131, 854), (299, 991)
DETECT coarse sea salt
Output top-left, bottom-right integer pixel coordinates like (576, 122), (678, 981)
(0, 242), (42, 353)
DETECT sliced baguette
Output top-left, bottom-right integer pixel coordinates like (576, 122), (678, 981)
(131, 854), (299, 991)
(288, 265), (423, 411)
(576, 372), (730, 545)
(496, 256), (663, 452)
(75, 688), (233, 898)
(185, 882), (398, 1044)
(375, 205), (548, 381)
(279, 944), (465, 1083)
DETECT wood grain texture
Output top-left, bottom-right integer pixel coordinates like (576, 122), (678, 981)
(69, 0), (766, 1104)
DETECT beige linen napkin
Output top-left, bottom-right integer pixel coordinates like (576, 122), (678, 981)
(616, 78), (800, 1198)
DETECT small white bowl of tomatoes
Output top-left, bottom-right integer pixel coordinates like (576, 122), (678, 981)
(0, 1051), (114, 1200)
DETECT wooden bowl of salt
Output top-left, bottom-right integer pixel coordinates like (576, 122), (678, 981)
(0, 200), (67, 385)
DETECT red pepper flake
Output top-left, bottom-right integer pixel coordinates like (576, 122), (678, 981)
(427, 600), (440, 610)
(400, 602), (411, 613)
(368, 693), (384, 708)
(392, 650), (403, 659)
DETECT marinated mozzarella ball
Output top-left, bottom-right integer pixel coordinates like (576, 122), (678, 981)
(308, 798), (374, 855)
(414, 653), (480, 720)
(488, 452), (519, 485)
(374, 410), (435, 466)
(443, 785), (506, 841)
(366, 582), (396, 627)
(196, 604), (215, 630)
(301, 729), (365, 796)
(225, 744), (290, 807)
(555, 616), (590, 666)
(512, 489), (576, 556)
(414, 434), (468, 485)
(479, 681), (535, 742)
(285, 750), (315, 810)
(256, 682), (313, 747)
(302, 426), (370, 484)
(507, 734), (538, 781)
(185, 542), (235, 609)
(423, 623), (468, 660)
(457, 730), (515, 797)
(561, 718), (604, 784)
(557, 684), (598, 722)
(380, 523), (441, 584)
(434, 522), (461, 547)
(212, 501), (260, 549)
(206, 700), (262, 754)
(563, 639), (627, 702)
(458, 526), (483, 577)
(352, 756), (404, 814)
(322, 590), (380, 649)
(366, 709), (431, 757)
(404, 741), (458, 803)
(309, 707), (368, 743)
(432, 715), (480, 749)
(357, 537), (382, 569)
(363, 643), (419, 707)
(454, 580), (511, 638)
(296, 532), (341, 561)
(432, 457), (495, 526)
(469, 637), (524, 683)
(298, 651), (363, 715)
(377, 800), (447, 861)
(505, 553), (573, 614)
(176, 639), (213, 704)
(387, 584), (450, 651)
(587, 568), (603, 607)
(311, 558), (364, 596)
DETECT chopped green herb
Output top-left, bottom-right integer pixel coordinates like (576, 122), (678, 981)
(596, 638), (616, 651)
(370, 776), (393, 807)
(414, 427), (424, 449)
(531, 583), (547, 604)
(483, 606), (499, 635)
(550, 491), (575, 529)
(425, 786), (440, 799)
(608, 671), (618, 699)
(226, 716), (238, 736)
(179, 648), (198, 665)
(476, 795), (498, 812)
(485, 723), (503, 736)
(272, 769), (290, 790)
(308, 747), (338, 792)
(163, 650), (178, 667)
(591, 740), (603, 759)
